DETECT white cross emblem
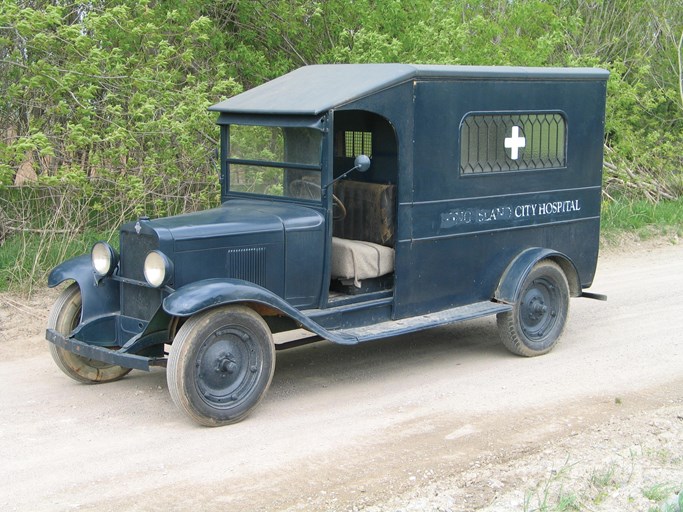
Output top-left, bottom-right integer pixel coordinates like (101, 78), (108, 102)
(504, 125), (526, 160)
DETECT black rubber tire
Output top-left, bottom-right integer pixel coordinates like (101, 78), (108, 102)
(47, 283), (132, 383)
(497, 260), (570, 357)
(167, 305), (275, 426)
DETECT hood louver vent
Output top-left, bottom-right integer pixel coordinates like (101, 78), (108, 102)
(227, 246), (267, 287)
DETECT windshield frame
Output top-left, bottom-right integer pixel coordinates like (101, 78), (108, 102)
(221, 122), (326, 204)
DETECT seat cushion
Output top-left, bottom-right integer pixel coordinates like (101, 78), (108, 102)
(331, 237), (395, 287)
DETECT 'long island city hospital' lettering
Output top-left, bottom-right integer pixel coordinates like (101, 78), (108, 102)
(441, 199), (582, 229)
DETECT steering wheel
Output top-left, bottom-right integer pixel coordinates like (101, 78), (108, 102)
(289, 179), (347, 221)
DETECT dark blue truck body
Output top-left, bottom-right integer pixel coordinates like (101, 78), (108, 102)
(46, 64), (608, 425)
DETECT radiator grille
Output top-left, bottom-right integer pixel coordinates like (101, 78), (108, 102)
(119, 231), (162, 319)
(227, 246), (266, 287)
(120, 231), (157, 280)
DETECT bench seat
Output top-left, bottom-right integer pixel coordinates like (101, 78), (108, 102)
(331, 237), (395, 288)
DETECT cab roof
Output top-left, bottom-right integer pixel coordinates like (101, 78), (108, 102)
(209, 64), (609, 117)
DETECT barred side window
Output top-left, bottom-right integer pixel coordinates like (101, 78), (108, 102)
(344, 131), (373, 157)
(460, 113), (567, 174)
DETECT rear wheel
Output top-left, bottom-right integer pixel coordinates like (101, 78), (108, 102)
(497, 261), (569, 357)
(48, 283), (132, 383)
(167, 305), (275, 426)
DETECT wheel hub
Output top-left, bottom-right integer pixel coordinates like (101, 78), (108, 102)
(528, 296), (548, 321)
(215, 352), (237, 375)
(520, 278), (559, 340)
(195, 328), (261, 408)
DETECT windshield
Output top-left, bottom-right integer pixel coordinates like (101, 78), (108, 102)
(228, 125), (323, 200)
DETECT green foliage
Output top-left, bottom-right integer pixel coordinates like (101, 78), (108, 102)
(0, 0), (239, 182)
(327, 0), (574, 66)
(326, 0), (682, 202)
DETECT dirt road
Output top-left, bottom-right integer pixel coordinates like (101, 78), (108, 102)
(1, 241), (681, 511)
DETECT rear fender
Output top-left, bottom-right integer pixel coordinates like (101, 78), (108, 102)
(495, 248), (581, 304)
(47, 255), (120, 324)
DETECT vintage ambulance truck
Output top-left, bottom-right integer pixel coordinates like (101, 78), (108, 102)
(46, 64), (608, 426)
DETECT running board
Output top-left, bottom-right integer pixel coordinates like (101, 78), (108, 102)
(327, 301), (512, 344)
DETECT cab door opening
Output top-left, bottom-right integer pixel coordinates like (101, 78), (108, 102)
(328, 110), (398, 299)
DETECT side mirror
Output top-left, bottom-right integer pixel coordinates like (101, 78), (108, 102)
(328, 154), (372, 187)
(354, 154), (371, 173)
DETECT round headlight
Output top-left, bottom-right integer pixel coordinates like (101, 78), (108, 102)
(91, 242), (118, 277)
(144, 250), (173, 288)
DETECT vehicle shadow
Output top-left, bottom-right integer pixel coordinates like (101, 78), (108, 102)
(109, 315), (512, 421)
(268, 316), (510, 400)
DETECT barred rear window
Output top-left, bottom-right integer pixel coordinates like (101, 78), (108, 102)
(460, 112), (567, 174)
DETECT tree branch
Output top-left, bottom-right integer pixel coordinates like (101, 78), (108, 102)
(678, 29), (683, 109)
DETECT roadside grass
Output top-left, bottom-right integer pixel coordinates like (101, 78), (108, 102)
(0, 178), (215, 294)
(522, 457), (682, 512)
(0, 182), (127, 294)
(0, 229), (115, 294)
(589, 463), (620, 505)
(601, 196), (683, 245)
(645, 483), (683, 512)
(523, 457), (580, 512)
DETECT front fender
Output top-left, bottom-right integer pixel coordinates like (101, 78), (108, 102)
(163, 278), (346, 342)
(47, 255), (120, 323)
(495, 248), (581, 304)
(48, 254), (95, 288)
(162, 278), (292, 317)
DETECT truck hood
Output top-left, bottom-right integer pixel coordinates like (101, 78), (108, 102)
(144, 199), (324, 242)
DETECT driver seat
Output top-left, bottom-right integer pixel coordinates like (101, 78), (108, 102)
(331, 180), (396, 287)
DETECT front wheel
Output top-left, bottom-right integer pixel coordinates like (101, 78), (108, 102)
(47, 283), (132, 383)
(167, 305), (275, 426)
(497, 260), (569, 357)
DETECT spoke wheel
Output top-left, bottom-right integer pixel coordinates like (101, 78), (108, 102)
(47, 283), (131, 383)
(497, 261), (569, 357)
(167, 305), (275, 426)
